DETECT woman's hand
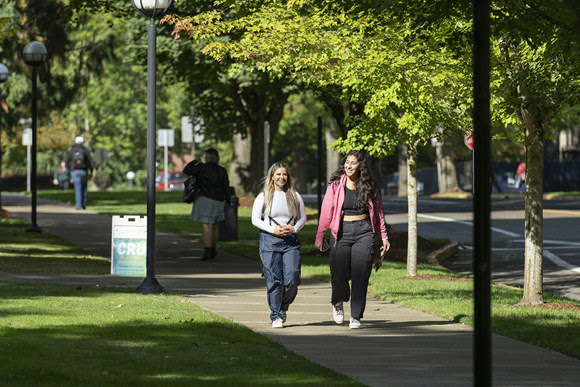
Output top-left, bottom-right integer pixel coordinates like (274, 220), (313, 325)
(315, 240), (323, 251)
(381, 239), (391, 257)
(275, 225), (295, 237)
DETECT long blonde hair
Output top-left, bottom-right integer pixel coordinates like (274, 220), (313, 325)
(262, 162), (299, 220)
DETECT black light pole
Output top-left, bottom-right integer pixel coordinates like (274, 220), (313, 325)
(23, 41), (47, 233)
(472, 0), (492, 385)
(132, 0), (172, 295)
(0, 63), (9, 211)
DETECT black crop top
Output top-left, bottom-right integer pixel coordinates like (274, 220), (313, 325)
(343, 186), (366, 215)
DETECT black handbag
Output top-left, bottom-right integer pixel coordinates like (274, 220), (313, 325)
(183, 176), (200, 203)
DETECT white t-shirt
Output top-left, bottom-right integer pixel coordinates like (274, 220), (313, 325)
(251, 190), (306, 234)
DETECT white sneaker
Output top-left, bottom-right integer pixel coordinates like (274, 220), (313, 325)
(282, 311), (287, 323)
(332, 302), (344, 325)
(349, 317), (361, 329)
(272, 318), (284, 328)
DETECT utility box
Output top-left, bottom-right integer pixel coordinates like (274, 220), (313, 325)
(111, 215), (147, 276)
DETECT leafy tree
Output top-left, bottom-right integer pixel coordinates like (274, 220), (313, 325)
(489, 0), (580, 305)
(272, 91), (331, 192)
(165, 0), (473, 275)
(0, 0), (78, 174)
(159, 1), (296, 196)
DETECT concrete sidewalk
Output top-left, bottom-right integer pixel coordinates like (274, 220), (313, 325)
(2, 193), (579, 386)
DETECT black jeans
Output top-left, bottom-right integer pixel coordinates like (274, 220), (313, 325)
(329, 218), (375, 320)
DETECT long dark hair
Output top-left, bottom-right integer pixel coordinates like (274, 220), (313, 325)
(329, 150), (379, 212)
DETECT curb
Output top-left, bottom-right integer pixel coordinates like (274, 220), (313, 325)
(427, 242), (459, 264)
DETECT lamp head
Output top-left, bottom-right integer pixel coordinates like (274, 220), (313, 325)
(23, 41), (48, 67)
(132, 0), (172, 18)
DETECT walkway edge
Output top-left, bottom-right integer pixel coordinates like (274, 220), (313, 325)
(427, 242), (459, 264)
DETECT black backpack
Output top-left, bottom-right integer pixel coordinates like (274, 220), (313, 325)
(71, 148), (86, 170)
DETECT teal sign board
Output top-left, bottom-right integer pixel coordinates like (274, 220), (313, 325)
(111, 216), (147, 276)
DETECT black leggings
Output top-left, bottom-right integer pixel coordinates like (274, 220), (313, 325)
(329, 218), (375, 319)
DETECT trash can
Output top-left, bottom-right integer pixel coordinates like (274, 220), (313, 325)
(219, 186), (238, 241)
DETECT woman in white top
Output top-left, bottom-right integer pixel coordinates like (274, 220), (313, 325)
(252, 162), (307, 328)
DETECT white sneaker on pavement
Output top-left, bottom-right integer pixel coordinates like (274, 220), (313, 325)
(349, 317), (361, 329)
(332, 302), (344, 324)
(272, 318), (284, 328)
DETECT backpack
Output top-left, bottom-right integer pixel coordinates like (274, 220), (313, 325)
(71, 148), (86, 170)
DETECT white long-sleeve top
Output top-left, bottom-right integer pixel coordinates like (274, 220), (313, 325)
(252, 191), (307, 234)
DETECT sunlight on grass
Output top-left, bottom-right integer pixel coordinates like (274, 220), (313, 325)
(0, 282), (360, 385)
(0, 227), (109, 274)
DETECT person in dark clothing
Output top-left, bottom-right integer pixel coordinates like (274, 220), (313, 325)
(183, 148), (230, 260)
(65, 136), (94, 210)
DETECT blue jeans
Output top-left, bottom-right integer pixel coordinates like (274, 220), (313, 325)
(259, 231), (301, 321)
(71, 169), (88, 209)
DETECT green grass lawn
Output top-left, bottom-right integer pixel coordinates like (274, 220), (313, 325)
(0, 282), (360, 386)
(5, 189), (580, 360)
(0, 223), (110, 274)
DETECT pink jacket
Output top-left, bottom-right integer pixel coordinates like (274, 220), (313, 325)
(316, 174), (388, 245)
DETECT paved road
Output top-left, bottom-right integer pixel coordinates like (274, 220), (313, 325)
(384, 196), (580, 301)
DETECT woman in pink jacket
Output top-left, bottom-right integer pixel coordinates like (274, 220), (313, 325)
(315, 150), (390, 329)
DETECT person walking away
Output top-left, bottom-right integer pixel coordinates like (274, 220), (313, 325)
(183, 148), (230, 260)
(252, 162), (306, 328)
(65, 136), (94, 210)
(515, 162), (526, 192)
(315, 150), (390, 329)
(53, 160), (71, 190)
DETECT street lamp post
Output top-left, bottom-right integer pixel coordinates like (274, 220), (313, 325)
(23, 41), (47, 233)
(0, 63), (9, 211)
(132, 0), (172, 294)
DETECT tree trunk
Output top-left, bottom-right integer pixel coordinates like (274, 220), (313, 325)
(290, 145), (307, 193)
(229, 122), (265, 197)
(229, 131), (252, 197)
(227, 82), (289, 197)
(397, 144), (408, 197)
(406, 142), (419, 277)
(325, 122), (341, 181)
(520, 109), (545, 305)
(439, 143), (460, 193)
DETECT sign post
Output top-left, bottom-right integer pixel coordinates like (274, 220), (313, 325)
(264, 121), (270, 177)
(158, 129), (174, 189)
(431, 125), (444, 193)
(464, 131), (474, 150)
(22, 128), (32, 193)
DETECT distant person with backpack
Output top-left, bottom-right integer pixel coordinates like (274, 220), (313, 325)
(251, 162), (306, 328)
(65, 136), (94, 210)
